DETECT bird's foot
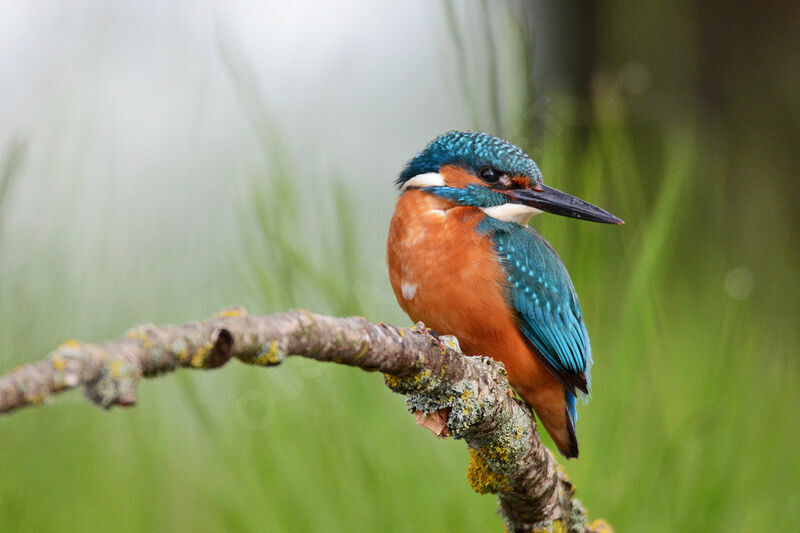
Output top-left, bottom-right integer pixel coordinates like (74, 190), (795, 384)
(413, 408), (451, 438)
(506, 386), (524, 402)
(413, 321), (439, 339)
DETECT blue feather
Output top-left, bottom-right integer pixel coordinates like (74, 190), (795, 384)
(566, 392), (578, 425)
(477, 217), (593, 402)
(424, 184), (507, 208)
(398, 131), (543, 186)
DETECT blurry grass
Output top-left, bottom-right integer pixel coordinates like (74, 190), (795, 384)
(534, 117), (800, 532)
(1, 113), (798, 532)
(1, 16), (799, 533)
(0, 137), (26, 250)
(217, 22), (365, 317)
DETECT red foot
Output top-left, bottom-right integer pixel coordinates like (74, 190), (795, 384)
(414, 408), (451, 438)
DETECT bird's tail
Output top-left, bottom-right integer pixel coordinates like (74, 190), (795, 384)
(523, 387), (579, 459)
(548, 401), (579, 458)
(562, 392), (579, 459)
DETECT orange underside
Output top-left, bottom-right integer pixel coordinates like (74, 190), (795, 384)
(386, 182), (574, 455)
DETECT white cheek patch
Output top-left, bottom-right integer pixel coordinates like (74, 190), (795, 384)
(401, 172), (445, 190)
(401, 281), (418, 300)
(480, 203), (543, 225)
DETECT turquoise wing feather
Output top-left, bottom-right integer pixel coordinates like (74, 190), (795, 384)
(478, 218), (592, 399)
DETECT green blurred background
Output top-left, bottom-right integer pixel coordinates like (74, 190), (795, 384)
(1, 1), (798, 531)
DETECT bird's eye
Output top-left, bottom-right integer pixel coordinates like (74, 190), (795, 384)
(478, 166), (500, 183)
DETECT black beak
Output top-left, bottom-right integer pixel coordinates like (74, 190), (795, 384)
(507, 184), (624, 224)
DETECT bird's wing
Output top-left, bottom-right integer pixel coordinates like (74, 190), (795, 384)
(485, 221), (592, 396)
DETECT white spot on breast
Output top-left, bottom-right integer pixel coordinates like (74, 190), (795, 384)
(401, 280), (418, 300)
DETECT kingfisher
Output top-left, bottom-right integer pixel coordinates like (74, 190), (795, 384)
(387, 131), (622, 458)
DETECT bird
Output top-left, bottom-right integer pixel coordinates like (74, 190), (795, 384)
(386, 131), (623, 458)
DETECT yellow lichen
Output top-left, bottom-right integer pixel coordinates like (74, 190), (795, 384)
(108, 358), (123, 378)
(588, 519), (614, 532)
(460, 389), (474, 413)
(355, 342), (368, 360)
(190, 342), (213, 368)
(126, 330), (152, 350)
(59, 339), (80, 349)
(383, 374), (402, 389)
(251, 340), (281, 366)
(440, 336), (460, 352)
(410, 369), (430, 385)
(484, 441), (511, 463)
(28, 394), (44, 405)
(533, 520), (566, 533)
(513, 425), (523, 440)
(384, 369), (431, 392)
(51, 355), (66, 372)
(214, 308), (244, 318)
(466, 447), (511, 494)
(170, 339), (190, 364)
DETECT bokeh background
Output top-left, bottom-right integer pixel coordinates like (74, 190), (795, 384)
(1, 1), (798, 531)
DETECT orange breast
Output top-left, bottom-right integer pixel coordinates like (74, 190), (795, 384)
(386, 190), (557, 396)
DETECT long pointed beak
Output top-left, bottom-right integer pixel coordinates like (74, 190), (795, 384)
(507, 184), (624, 224)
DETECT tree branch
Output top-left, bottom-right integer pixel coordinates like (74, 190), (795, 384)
(0, 307), (610, 533)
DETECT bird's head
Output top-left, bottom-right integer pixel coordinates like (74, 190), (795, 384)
(397, 131), (623, 225)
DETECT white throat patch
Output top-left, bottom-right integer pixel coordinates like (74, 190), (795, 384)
(401, 172), (445, 190)
(480, 204), (543, 225)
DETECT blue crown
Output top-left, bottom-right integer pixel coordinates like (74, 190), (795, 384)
(397, 131), (543, 187)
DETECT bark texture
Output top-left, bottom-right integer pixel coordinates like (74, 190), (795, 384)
(0, 307), (611, 533)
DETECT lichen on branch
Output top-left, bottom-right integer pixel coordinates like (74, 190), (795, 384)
(0, 307), (609, 533)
